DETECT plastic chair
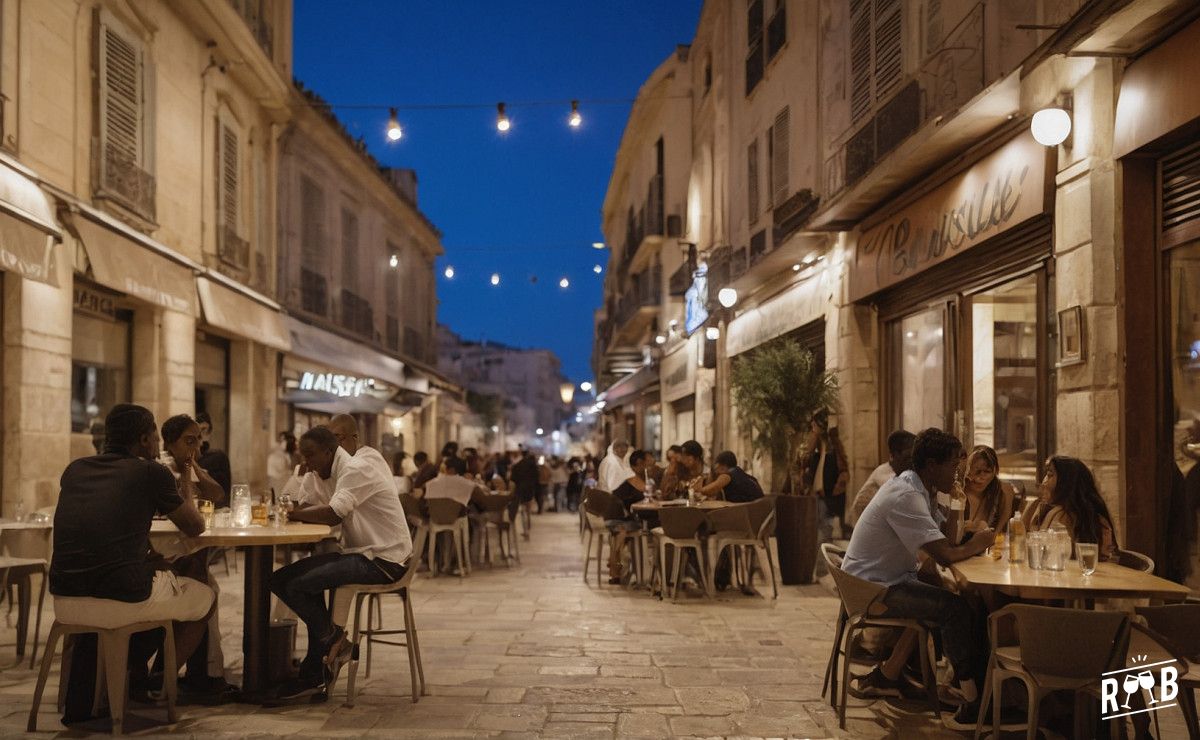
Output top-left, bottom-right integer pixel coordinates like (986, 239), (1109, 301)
(582, 490), (627, 587)
(28, 618), (178, 734)
(1135, 604), (1200, 737)
(975, 604), (1130, 740)
(478, 493), (518, 566)
(329, 566), (426, 707)
(706, 496), (778, 598)
(1115, 548), (1155, 573)
(1, 525), (52, 667)
(653, 507), (710, 601)
(424, 499), (469, 577)
(821, 543), (940, 729)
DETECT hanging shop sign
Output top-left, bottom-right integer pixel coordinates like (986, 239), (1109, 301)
(298, 371), (376, 398)
(660, 334), (697, 403)
(848, 133), (1050, 302)
(684, 262), (709, 335)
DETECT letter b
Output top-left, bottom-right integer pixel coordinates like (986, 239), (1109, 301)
(1160, 666), (1179, 702)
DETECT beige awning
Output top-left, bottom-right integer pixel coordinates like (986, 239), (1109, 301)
(72, 213), (197, 315)
(286, 316), (406, 387)
(0, 156), (60, 287)
(197, 276), (290, 352)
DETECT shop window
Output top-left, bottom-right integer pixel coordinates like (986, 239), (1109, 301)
(71, 309), (132, 451)
(1169, 242), (1200, 490)
(893, 306), (945, 433)
(195, 336), (230, 452)
(745, 0), (764, 95)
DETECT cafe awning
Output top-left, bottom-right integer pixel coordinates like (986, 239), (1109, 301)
(68, 207), (197, 316)
(286, 316), (407, 389)
(278, 387), (390, 415)
(598, 365), (658, 408)
(196, 275), (290, 352)
(0, 155), (60, 287)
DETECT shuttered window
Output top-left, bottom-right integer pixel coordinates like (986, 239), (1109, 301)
(850, 0), (905, 123)
(874, 0), (903, 101)
(341, 208), (359, 293)
(1161, 140), (1200, 246)
(850, 0), (873, 123)
(99, 19), (143, 167)
(300, 177), (325, 268)
(218, 123), (239, 231)
(747, 139), (760, 222)
(770, 107), (790, 206)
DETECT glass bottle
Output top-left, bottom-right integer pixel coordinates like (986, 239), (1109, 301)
(1008, 514), (1025, 564)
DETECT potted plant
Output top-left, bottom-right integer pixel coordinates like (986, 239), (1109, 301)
(730, 337), (839, 584)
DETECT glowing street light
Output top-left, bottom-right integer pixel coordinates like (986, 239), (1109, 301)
(568, 100), (582, 128)
(593, 264), (602, 274)
(579, 381), (593, 393)
(718, 287), (738, 308)
(1031, 107), (1071, 146)
(559, 277), (570, 288)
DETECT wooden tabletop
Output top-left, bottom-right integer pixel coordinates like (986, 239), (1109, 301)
(630, 499), (733, 512)
(0, 521), (52, 530)
(951, 555), (1193, 602)
(150, 520), (332, 547)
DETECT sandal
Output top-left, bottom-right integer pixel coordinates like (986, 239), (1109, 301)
(321, 628), (353, 691)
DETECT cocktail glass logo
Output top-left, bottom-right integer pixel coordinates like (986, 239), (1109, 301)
(1101, 654), (1178, 721)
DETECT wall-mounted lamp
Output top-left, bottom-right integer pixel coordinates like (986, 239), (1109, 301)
(705, 326), (720, 341)
(717, 287), (738, 308)
(1031, 105), (1072, 147)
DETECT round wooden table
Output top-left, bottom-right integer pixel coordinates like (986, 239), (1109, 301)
(951, 555), (1193, 603)
(629, 499), (733, 512)
(150, 521), (331, 698)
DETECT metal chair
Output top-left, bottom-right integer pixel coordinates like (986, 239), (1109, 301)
(1115, 548), (1155, 573)
(706, 496), (778, 598)
(1, 524), (52, 667)
(582, 489), (630, 587)
(478, 493), (518, 566)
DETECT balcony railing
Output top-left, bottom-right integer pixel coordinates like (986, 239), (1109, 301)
(340, 289), (374, 338)
(228, 0), (274, 57)
(403, 326), (423, 360)
(218, 224), (250, 271)
(300, 268), (327, 316)
(615, 265), (662, 327)
(98, 142), (155, 220)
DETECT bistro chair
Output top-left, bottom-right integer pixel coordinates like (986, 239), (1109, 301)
(399, 494), (429, 567)
(706, 496), (778, 598)
(653, 506), (710, 601)
(582, 490), (632, 587)
(1135, 604), (1200, 737)
(329, 566), (426, 707)
(424, 499), (469, 577)
(975, 604), (1130, 740)
(1115, 548), (1155, 574)
(478, 493), (518, 566)
(821, 543), (940, 729)
(1, 524), (53, 668)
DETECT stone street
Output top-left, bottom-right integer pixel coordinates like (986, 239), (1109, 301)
(0, 513), (969, 738)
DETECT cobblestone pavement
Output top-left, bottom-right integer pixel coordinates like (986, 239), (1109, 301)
(0, 513), (976, 738)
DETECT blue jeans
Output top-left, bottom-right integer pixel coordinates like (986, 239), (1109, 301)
(879, 579), (986, 688)
(269, 552), (401, 679)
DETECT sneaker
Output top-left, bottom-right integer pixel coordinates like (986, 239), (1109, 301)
(266, 675), (325, 704)
(943, 700), (981, 731)
(849, 666), (904, 699)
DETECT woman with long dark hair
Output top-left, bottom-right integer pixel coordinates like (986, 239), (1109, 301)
(957, 445), (1015, 533)
(1023, 455), (1118, 560)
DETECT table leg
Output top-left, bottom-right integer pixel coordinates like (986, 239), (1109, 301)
(242, 544), (274, 697)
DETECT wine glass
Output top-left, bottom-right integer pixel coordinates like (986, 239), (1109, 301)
(1121, 673), (1141, 709)
(1138, 669), (1157, 704)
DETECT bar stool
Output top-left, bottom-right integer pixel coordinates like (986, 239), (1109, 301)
(329, 567), (426, 706)
(28, 619), (178, 734)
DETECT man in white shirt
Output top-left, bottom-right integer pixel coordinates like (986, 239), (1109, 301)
(268, 426), (413, 702)
(597, 440), (632, 493)
(849, 430), (916, 526)
(425, 456), (487, 506)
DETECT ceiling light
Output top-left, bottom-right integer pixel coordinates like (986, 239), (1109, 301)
(496, 102), (510, 132)
(1031, 107), (1071, 146)
(718, 287), (738, 308)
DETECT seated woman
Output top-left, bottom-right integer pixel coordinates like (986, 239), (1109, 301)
(957, 445), (1015, 536)
(1023, 455), (1118, 560)
(694, 451), (764, 502)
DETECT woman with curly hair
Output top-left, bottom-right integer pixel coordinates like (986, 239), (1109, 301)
(957, 445), (1016, 535)
(1023, 455), (1118, 560)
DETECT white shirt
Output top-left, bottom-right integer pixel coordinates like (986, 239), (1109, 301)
(424, 474), (484, 507)
(850, 462), (897, 525)
(281, 445), (393, 505)
(325, 446), (412, 565)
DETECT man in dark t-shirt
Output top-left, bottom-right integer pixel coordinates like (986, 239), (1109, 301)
(51, 405), (214, 689)
(196, 412), (232, 503)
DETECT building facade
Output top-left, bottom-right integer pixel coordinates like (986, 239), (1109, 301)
(593, 0), (1200, 581)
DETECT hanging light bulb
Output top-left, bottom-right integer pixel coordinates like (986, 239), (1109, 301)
(389, 254), (399, 268)
(592, 242), (605, 249)
(490, 273), (501, 286)
(443, 265), (455, 279)
(593, 264), (602, 274)
(568, 100), (582, 128)
(496, 102), (510, 132)
(559, 277), (570, 288)
(718, 287), (738, 308)
(386, 108), (403, 141)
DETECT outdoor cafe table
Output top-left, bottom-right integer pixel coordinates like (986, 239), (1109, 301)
(629, 499), (734, 513)
(149, 520), (331, 698)
(951, 555), (1193, 603)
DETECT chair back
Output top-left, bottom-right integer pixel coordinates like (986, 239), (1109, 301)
(1136, 604), (1200, 660)
(658, 506), (708, 539)
(1115, 548), (1155, 573)
(425, 497), (467, 525)
(749, 495), (777, 538)
(478, 492), (513, 513)
(584, 489), (626, 521)
(1, 526), (52, 560)
(825, 557), (887, 619)
(999, 604), (1129, 679)
(399, 493), (424, 520)
(706, 503), (752, 535)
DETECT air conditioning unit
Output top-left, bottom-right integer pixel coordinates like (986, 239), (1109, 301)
(666, 214), (682, 237)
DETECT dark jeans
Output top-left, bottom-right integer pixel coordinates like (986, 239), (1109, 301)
(879, 579), (986, 689)
(269, 552), (400, 679)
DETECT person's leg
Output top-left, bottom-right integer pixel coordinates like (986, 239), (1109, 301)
(608, 529), (630, 579)
(880, 580), (985, 693)
(881, 627), (918, 680)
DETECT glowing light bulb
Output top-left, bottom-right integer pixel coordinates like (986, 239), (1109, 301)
(559, 277), (570, 288)
(386, 108), (403, 141)
(705, 327), (720, 340)
(579, 381), (593, 392)
(655, 334), (666, 345)
(443, 266), (455, 279)
(593, 264), (602, 274)
(490, 273), (500, 286)
(568, 100), (582, 128)
(1031, 107), (1071, 146)
(389, 254), (399, 268)
(792, 263), (801, 272)
(592, 242), (605, 249)
(536, 427), (544, 435)
(718, 287), (738, 308)
(496, 102), (510, 133)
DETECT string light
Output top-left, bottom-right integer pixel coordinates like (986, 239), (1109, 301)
(592, 242), (605, 249)
(579, 381), (593, 392)
(496, 102), (510, 132)
(490, 273), (501, 286)
(386, 108), (403, 141)
(568, 100), (582, 128)
(389, 254), (399, 268)
(443, 266), (455, 279)
(559, 277), (570, 288)
(593, 264), (602, 274)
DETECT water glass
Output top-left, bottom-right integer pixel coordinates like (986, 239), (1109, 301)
(274, 494), (291, 529)
(1077, 542), (1099, 576)
(198, 498), (215, 530)
(231, 484), (252, 528)
(1043, 530), (1068, 572)
(1026, 530), (1045, 570)
(215, 509), (232, 529)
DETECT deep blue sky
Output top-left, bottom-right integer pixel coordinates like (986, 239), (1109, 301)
(293, 1), (701, 382)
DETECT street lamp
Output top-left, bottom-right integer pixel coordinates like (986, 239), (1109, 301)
(496, 102), (511, 132)
(568, 100), (582, 128)
(559, 383), (575, 405)
(536, 427), (544, 435)
(386, 108), (403, 141)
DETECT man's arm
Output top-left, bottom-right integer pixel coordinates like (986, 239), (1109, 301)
(697, 473), (730, 497)
(160, 465), (205, 537)
(920, 530), (995, 567)
(288, 503), (344, 526)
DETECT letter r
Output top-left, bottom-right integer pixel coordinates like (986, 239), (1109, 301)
(1101, 678), (1119, 714)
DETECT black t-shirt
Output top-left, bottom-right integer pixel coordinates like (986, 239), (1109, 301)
(198, 447), (232, 499)
(613, 480), (645, 511)
(50, 453), (184, 602)
(724, 467), (765, 503)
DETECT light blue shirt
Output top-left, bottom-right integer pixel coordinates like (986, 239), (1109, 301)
(841, 470), (946, 586)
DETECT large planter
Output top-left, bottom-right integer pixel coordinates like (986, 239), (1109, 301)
(775, 494), (819, 585)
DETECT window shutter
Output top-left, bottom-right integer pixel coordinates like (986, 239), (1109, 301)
(874, 0), (903, 101)
(849, 0), (873, 123)
(341, 208), (358, 293)
(219, 123), (239, 231)
(771, 107), (790, 206)
(299, 177), (324, 268)
(747, 139), (760, 222)
(1161, 140), (1200, 239)
(99, 20), (143, 166)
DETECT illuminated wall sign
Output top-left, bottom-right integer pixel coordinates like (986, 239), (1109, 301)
(684, 262), (709, 335)
(299, 371), (376, 398)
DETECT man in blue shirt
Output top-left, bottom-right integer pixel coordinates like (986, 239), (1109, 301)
(841, 427), (994, 729)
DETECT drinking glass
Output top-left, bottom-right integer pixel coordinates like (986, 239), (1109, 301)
(198, 498), (215, 530)
(1026, 530), (1044, 569)
(1044, 530), (1068, 572)
(1077, 542), (1099, 576)
(231, 484), (252, 528)
(274, 494), (291, 529)
(251, 494), (270, 526)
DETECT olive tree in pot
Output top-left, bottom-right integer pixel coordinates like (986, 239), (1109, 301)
(730, 337), (839, 584)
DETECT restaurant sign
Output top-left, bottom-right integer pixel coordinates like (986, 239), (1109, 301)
(848, 133), (1049, 302)
(298, 371), (376, 398)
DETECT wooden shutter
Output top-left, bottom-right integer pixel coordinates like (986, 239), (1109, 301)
(874, 0), (903, 101)
(850, 0), (873, 123)
(99, 17), (143, 165)
(341, 208), (358, 293)
(218, 122), (239, 231)
(771, 107), (790, 206)
(299, 176), (325, 268)
(747, 139), (760, 222)
(1161, 139), (1200, 247)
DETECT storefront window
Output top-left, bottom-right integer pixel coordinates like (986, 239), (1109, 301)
(895, 307), (946, 433)
(1171, 243), (1200, 566)
(195, 336), (230, 451)
(644, 405), (662, 458)
(966, 274), (1039, 487)
(71, 310), (132, 451)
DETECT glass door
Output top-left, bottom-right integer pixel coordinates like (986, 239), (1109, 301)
(1169, 241), (1200, 590)
(890, 304), (949, 434)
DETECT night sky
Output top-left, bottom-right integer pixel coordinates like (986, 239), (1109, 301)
(293, 1), (702, 382)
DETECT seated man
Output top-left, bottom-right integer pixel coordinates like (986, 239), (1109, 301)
(605, 449), (650, 584)
(426, 455), (490, 563)
(840, 427), (994, 730)
(849, 429), (915, 525)
(51, 404), (214, 723)
(694, 451), (763, 502)
(270, 427), (413, 702)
